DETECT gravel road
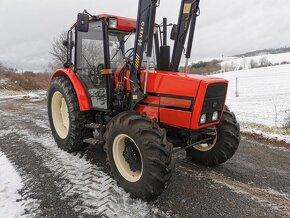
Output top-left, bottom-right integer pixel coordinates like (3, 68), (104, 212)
(0, 95), (289, 217)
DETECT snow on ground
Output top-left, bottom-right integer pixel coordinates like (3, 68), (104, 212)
(0, 90), (47, 102)
(241, 126), (290, 144)
(0, 115), (168, 217)
(25, 131), (166, 217)
(0, 79), (9, 85)
(214, 64), (290, 141)
(221, 52), (290, 71)
(0, 151), (28, 217)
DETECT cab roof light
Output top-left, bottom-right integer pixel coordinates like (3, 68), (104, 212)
(109, 18), (118, 29)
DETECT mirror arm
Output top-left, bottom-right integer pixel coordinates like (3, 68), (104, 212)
(64, 30), (73, 68)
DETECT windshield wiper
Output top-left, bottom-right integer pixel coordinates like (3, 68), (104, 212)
(82, 54), (95, 72)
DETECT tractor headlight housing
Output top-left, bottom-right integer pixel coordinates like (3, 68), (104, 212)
(212, 111), (219, 121)
(200, 114), (207, 124)
(108, 18), (118, 29)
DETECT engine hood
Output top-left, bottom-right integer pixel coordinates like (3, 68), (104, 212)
(135, 70), (229, 130)
(141, 70), (228, 97)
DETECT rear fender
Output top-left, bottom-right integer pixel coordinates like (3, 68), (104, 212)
(51, 68), (91, 111)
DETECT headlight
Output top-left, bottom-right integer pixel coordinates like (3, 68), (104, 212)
(109, 18), (118, 29)
(212, 111), (219, 121)
(200, 114), (207, 124)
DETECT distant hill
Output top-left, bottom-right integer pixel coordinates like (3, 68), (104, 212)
(234, 47), (290, 57)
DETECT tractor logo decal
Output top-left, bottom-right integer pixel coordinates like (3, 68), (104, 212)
(138, 21), (145, 47)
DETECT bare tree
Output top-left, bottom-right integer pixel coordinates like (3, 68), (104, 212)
(249, 59), (257, 69)
(229, 61), (238, 71)
(49, 31), (67, 71)
(285, 112), (290, 128)
(259, 56), (271, 67)
(242, 58), (247, 69)
(0, 62), (4, 73)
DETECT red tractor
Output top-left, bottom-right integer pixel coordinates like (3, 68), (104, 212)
(48, 0), (240, 199)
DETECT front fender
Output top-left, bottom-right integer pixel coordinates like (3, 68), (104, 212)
(51, 68), (91, 111)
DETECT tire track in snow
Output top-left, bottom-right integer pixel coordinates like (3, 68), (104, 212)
(0, 128), (80, 217)
(0, 109), (169, 217)
(0, 109), (44, 217)
(178, 163), (290, 217)
(21, 131), (166, 217)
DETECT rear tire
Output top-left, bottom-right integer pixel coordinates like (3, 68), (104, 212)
(48, 76), (94, 153)
(186, 107), (240, 166)
(104, 111), (175, 200)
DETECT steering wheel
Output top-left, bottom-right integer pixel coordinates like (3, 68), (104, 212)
(124, 48), (135, 59)
(88, 63), (104, 78)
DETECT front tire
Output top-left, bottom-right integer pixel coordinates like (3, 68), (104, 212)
(186, 107), (241, 166)
(104, 111), (175, 200)
(48, 76), (94, 153)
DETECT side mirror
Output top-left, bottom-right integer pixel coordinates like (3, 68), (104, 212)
(170, 24), (177, 41)
(76, 13), (89, 32)
(63, 40), (68, 47)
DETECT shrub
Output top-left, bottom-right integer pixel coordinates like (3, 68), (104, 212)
(0, 63), (50, 90)
(284, 113), (290, 129)
(188, 59), (221, 75)
(281, 61), (289, 65)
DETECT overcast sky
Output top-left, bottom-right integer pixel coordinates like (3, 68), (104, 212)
(0, 0), (290, 72)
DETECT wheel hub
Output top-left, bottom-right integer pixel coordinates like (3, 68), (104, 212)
(193, 127), (218, 152)
(123, 138), (142, 172)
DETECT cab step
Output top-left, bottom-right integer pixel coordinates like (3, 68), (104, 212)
(85, 123), (103, 130)
(83, 138), (104, 146)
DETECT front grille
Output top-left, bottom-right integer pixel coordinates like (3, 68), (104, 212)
(199, 83), (227, 125)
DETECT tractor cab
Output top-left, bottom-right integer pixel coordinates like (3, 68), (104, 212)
(75, 14), (137, 70)
(65, 14), (156, 110)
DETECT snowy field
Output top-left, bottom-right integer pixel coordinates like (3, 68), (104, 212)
(215, 64), (290, 129)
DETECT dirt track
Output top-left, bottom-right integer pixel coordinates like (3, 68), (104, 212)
(0, 96), (289, 217)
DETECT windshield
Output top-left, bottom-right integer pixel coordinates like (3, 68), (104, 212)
(109, 32), (135, 69)
(77, 22), (155, 72)
(109, 32), (155, 70)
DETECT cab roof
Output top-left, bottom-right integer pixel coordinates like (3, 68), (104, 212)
(96, 14), (137, 32)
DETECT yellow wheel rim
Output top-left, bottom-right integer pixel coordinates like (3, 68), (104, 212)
(51, 91), (69, 139)
(112, 134), (143, 182)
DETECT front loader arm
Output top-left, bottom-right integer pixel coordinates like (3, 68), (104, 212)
(171, 0), (200, 72)
(129, 0), (158, 109)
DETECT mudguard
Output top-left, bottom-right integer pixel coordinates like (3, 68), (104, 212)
(51, 68), (91, 111)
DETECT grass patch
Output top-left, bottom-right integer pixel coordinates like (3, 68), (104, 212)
(240, 122), (290, 136)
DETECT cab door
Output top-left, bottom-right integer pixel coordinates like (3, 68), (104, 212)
(75, 21), (109, 110)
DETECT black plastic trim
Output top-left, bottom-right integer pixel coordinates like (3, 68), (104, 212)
(147, 92), (194, 101)
(138, 102), (192, 112)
